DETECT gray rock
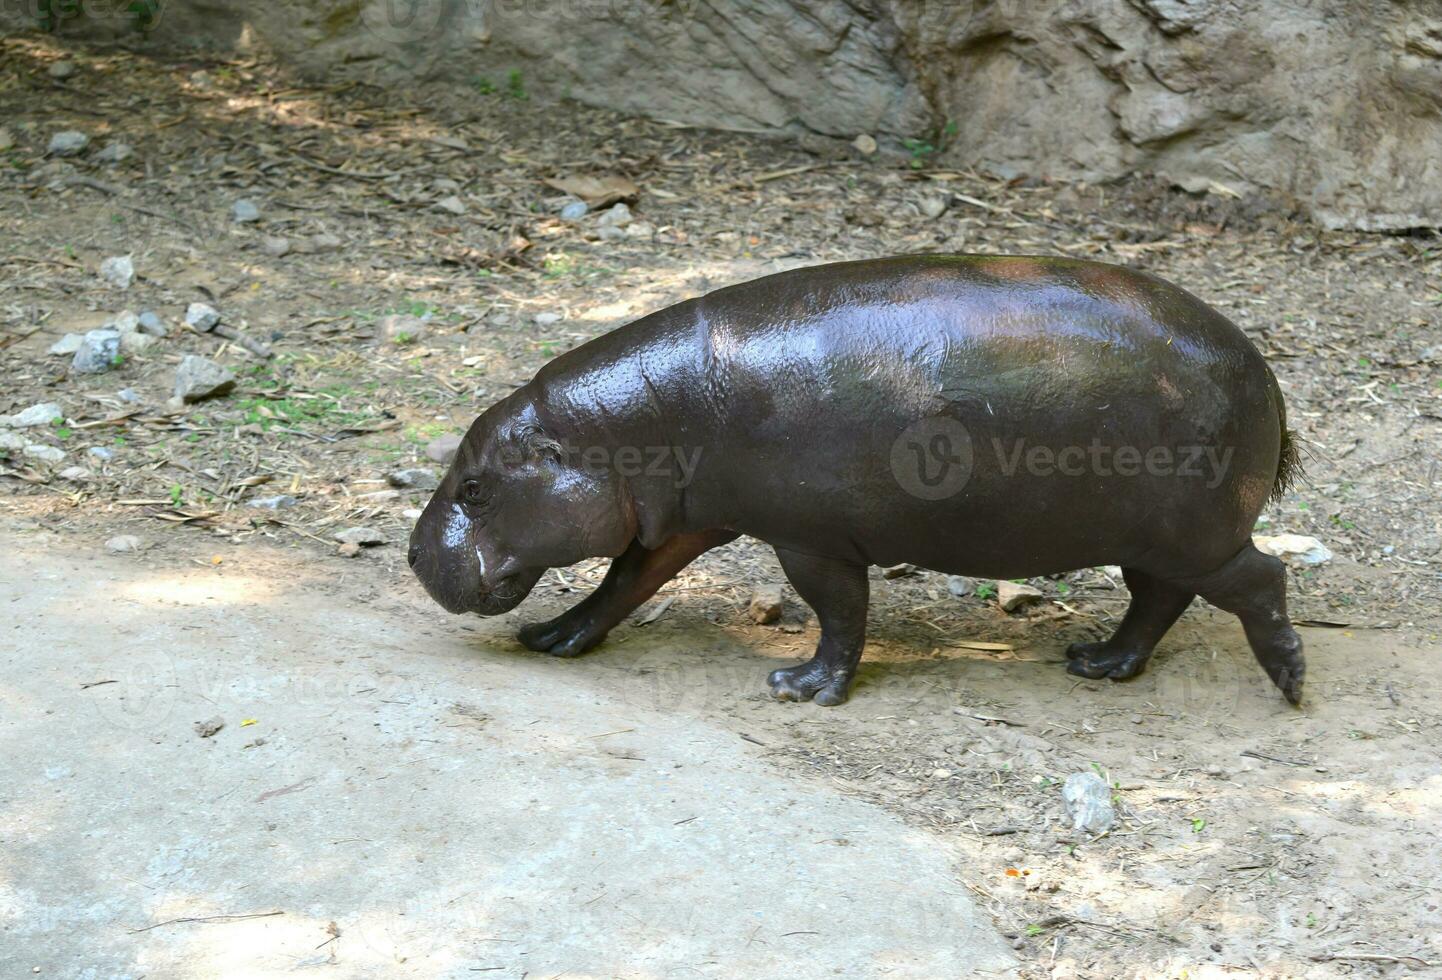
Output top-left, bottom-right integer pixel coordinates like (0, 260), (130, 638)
(1061, 772), (1116, 835)
(47, 131), (89, 156)
(533, 311), (563, 326)
(194, 715), (225, 738)
(748, 585), (784, 624)
(105, 534), (145, 553)
(559, 199), (589, 221)
(333, 526), (386, 547)
(70, 329), (121, 374)
(381, 315), (428, 344)
(946, 575), (976, 597)
(94, 141), (133, 164)
(435, 195), (467, 215)
(247, 494), (298, 509)
(0, 431), (25, 452)
(88, 446), (114, 461)
(136, 311), (167, 336)
(387, 467), (440, 490)
(919, 195), (948, 219)
(110, 312), (153, 354)
(598, 202), (633, 229)
(99, 255), (134, 290)
(852, 134), (879, 156)
(116, 388), (142, 404)
(1253, 533), (1333, 566)
(261, 236), (291, 257)
(23, 444), (66, 463)
(996, 580), (1044, 613)
(48, 60), (77, 80)
(232, 198), (262, 223)
(49, 334), (84, 356)
(309, 233), (343, 252)
(882, 563), (916, 579)
(185, 303), (221, 331)
(173, 355), (236, 403)
(425, 434), (463, 465)
(624, 220), (656, 239)
(1, 402), (63, 428)
(57, 466), (88, 481)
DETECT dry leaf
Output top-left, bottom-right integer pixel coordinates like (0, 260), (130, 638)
(542, 174), (640, 207)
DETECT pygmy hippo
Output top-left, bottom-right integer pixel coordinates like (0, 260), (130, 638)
(409, 255), (1304, 706)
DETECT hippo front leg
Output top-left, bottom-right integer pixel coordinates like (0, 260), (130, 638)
(518, 529), (738, 658)
(766, 548), (869, 706)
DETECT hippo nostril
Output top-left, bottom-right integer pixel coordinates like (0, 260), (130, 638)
(408, 545), (420, 568)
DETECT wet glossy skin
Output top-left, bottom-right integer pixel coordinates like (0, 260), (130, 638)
(409, 255), (1304, 706)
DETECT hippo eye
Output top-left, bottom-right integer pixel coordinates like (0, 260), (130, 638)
(462, 479), (483, 504)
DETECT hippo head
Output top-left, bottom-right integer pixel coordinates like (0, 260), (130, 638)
(408, 396), (636, 615)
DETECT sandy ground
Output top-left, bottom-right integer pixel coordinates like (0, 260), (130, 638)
(0, 525), (1021, 978)
(2, 31), (1441, 979)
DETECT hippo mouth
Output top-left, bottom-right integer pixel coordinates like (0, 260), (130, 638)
(473, 575), (528, 615)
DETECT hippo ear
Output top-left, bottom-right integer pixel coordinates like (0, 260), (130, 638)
(505, 420), (564, 467)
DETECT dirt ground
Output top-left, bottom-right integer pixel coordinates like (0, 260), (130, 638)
(3, 33), (1441, 979)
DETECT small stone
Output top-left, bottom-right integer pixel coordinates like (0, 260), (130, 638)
(23, 444), (65, 463)
(94, 141), (133, 164)
(110, 312), (152, 354)
(116, 388), (141, 404)
(387, 467), (439, 490)
(48, 60), (77, 80)
(381, 315), (428, 344)
(533, 311), (563, 326)
(1253, 533), (1332, 565)
(624, 220), (656, 239)
(173, 355), (236, 403)
(70, 329), (121, 374)
(57, 465), (88, 481)
(919, 195), (948, 219)
(402, 508), (423, 520)
(997, 580), (1044, 613)
(0, 431), (24, 452)
(105, 534), (145, 553)
(99, 255), (134, 290)
(231, 198), (261, 223)
(261, 236), (291, 257)
(309, 233), (343, 252)
(333, 526), (386, 547)
(598, 203), (633, 229)
(47, 131), (89, 156)
(247, 495), (297, 509)
(1061, 772), (1115, 834)
(748, 585), (784, 624)
(930, 768), (953, 780)
(947, 575), (976, 597)
(88, 446), (114, 461)
(337, 542), (363, 558)
(882, 563), (916, 579)
(136, 311), (167, 336)
(852, 134), (878, 156)
(49, 333), (84, 356)
(185, 303), (221, 331)
(1, 402), (63, 428)
(559, 199), (589, 221)
(193, 715), (225, 738)
(435, 195), (467, 215)
(425, 433), (463, 465)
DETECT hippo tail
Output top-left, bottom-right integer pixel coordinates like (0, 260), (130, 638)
(1267, 369), (1301, 505)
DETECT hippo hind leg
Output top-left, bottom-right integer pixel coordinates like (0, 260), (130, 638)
(1066, 568), (1194, 680)
(766, 548), (869, 706)
(1175, 543), (1305, 705)
(517, 529), (738, 658)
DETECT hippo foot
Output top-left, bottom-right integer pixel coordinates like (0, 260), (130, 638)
(767, 659), (854, 706)
(1064, 640), (1151, 680)
(517, 619), (604, 659)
